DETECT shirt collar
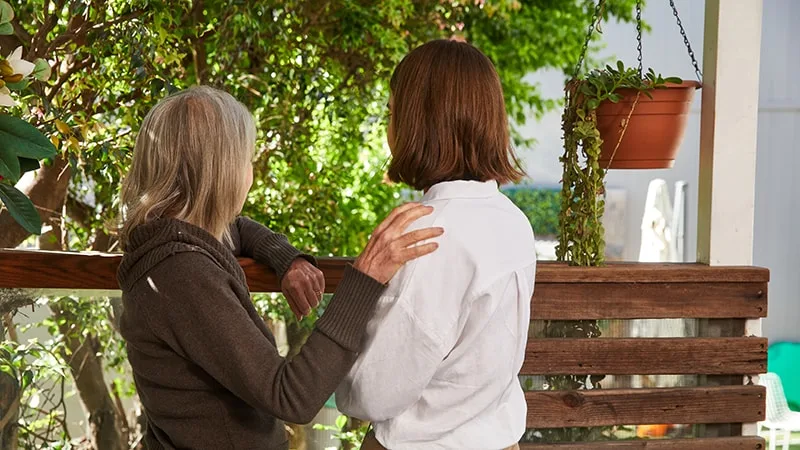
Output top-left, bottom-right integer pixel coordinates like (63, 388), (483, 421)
(422, 180), (500, 202)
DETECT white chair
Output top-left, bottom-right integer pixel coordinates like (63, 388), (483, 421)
(759, 372), (800, 450)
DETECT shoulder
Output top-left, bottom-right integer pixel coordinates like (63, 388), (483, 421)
(422, 195), (535, 260)
(129, 249), (234, 305)
(154, 246), (226, 277)
(389, 194), (536, 294)
(389, 199), (471, 282)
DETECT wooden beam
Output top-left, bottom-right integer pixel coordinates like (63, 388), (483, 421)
(535, 263), (768, 283)
(519, 437), (766, 449)
(532, 282), (767, 319)
(522, 337), (767, 375)
(525, 385), (765, 428)
(0, 250), (769, 292)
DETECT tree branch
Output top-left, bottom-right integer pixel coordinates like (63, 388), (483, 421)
(11, 22), (32, 46)
(45, 9), (146, 55)
(46, 55), (94, 102)
(190, 0), (208, 84)
(90, 9), (145, 33)
(29, 0), (67, 59)
(0, 394), (20, 431)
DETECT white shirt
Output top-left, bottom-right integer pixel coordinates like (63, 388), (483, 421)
(335, 180), (536, 449)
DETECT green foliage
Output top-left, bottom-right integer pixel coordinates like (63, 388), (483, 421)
(502, 187), (560, 237)
(0, 116), (57, 175)
(312, 414), (368, 446)
(0, 44), (57, 234)
(0, 184), (41, 234)
(583, 62), (682, 102)
(3, 0), (641, 255)
(0, 0), (12, 35)
(0, 339), (72, 446)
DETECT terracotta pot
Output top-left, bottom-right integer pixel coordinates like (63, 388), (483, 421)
(636, 424), (670, 438)
(595, 81), (701, 169)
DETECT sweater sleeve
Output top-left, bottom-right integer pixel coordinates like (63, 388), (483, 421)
(230, 216), (316, 280)
(142, 252), (385, 424)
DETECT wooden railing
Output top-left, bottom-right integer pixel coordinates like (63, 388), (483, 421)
(0, 250), (769, 449)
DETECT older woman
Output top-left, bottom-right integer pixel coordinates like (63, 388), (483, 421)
(335, 39), (537, 450)
(116, 86), (444, 449)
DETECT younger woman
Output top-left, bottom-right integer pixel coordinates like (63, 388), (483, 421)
(117, 86), (443, 449)
(336, 39), (536, 450)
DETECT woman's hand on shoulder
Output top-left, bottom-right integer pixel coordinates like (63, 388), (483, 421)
(353, 203), (443, 285)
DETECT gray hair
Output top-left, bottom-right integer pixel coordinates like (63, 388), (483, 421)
(119, 86), (256, 247)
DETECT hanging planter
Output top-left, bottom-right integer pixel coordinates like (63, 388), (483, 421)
(556, 0), (704, 267)
(547, 1), (705, 443)
(596, 79), (701, 169)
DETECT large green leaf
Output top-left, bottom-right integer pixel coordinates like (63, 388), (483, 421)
(0, 1), (12, 24)
(0, 22), (12, 35)
(0, 115), (56, 160)
(0, 183), (41, 234)
(4, 80), (28, 91)
(18, 157), (39, 174)
(0, 146), (20, 182)
(31, 59), (51, 81)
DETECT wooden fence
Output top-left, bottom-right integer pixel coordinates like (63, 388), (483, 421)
(0, 250), (769, 449)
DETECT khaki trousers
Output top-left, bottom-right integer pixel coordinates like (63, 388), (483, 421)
(360, 431), (520, 450)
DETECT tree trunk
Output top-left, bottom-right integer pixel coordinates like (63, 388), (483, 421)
(39, 209), (126, 450)
(0, 313), (19, 450)
(0, 372), (19, 450)
(52, 308), (126, 450)
(0, 318), (18, 450)
(190, 0), (209, 84)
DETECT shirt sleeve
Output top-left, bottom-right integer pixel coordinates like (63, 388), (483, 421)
(230, 216), (317, 280)
(334, 244), (469, 421)
(142, 252), (384, 424)
(335, 300), (450, 421)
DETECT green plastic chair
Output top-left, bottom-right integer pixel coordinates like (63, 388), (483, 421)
(759, 372), (800, 450)
(769, 342), (800, 411)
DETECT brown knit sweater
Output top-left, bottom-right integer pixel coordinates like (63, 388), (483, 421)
(117, 217), (385, 449)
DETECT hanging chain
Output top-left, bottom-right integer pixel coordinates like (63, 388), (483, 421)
(669, 0), (703, 81)
(572, 0), (606, 79)
(636, 0), (643, 77)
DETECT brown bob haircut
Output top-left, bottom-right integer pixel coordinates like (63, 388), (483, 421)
(387, 39), (525, 191)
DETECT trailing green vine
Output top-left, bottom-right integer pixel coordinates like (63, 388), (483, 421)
(556, 61), (681, 267)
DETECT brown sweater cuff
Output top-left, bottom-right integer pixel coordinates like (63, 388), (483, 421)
(315, 265), (386, 352)
(253, 234), (312, 280)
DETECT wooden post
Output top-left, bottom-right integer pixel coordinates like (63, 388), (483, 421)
(697, 0), (763, 266)
(697, 0), (764, 438)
